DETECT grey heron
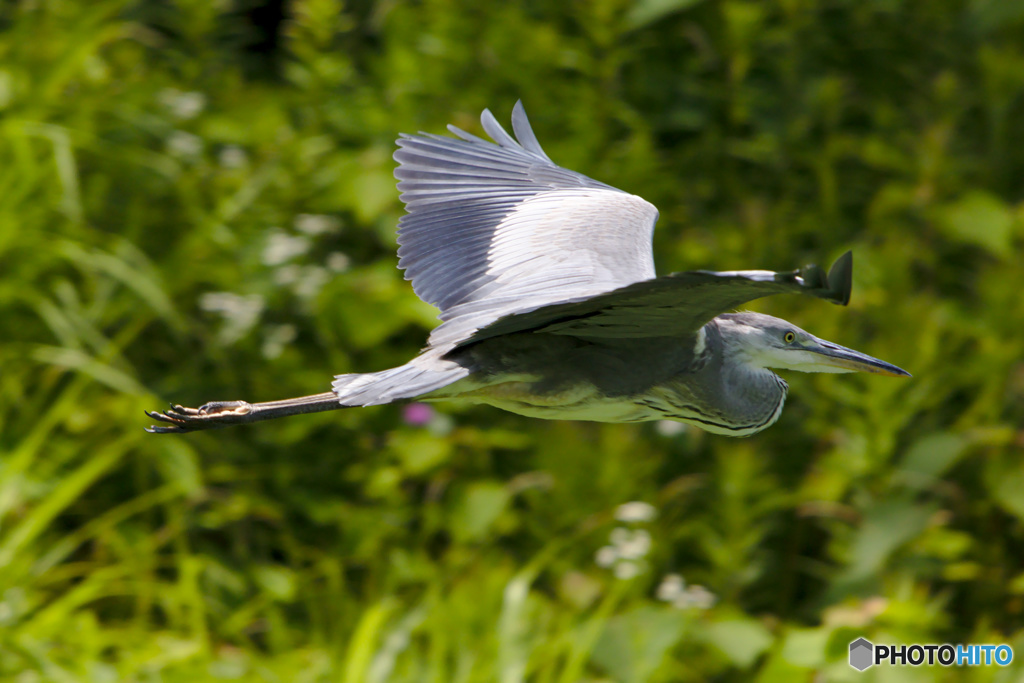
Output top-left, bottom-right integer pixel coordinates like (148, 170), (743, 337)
(147, 102), (908, 436)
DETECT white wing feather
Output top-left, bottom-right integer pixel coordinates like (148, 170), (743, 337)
(393, 101), (659, 348)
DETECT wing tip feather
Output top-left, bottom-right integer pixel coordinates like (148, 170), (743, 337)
(826, 250), (853, 306)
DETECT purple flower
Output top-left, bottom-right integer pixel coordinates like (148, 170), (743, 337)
(403, 403), (434, 426)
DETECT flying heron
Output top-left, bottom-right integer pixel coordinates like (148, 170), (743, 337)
(147, 102), (908, 436)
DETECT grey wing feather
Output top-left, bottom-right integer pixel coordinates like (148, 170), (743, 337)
(479, 107), (521, 150)
(394, 101), (660, 349)
(457, 252), (854, 345)
(508, 101), (553, 161)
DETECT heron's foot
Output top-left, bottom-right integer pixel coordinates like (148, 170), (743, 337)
(145, 401), (255, 433)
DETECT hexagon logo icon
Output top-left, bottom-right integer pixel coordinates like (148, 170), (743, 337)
(849, 638), (874, 671)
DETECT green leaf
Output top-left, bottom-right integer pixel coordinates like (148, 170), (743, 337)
(252, 565), (297, 601)
(31, 346), (148, 396)
(702, 617), (773, 669)
(779, 627), (830, 668)
(935, 191), (1014, 257)
(450, 481), (510, 542)
(993, 468), (1024, 521)
(969, 0), (1024, 33)
(390, 431), (451, 475)
(626, 0), (706, 29)
(894, 431), (972, 488)
(0, 435), (133, 570)
(343, 598), (399, 683)
(841, 496), (937, 581)
(591, 606), (687, 683)
(154, 439), (203, 496)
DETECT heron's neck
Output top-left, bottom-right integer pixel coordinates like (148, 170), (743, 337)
(723, 362), (788, 425)
(710, 324), (789, 433)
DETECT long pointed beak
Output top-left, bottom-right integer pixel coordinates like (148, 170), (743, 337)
(806, 340), (911, 377)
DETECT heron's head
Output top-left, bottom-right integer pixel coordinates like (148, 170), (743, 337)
(715, 312), (910, 377)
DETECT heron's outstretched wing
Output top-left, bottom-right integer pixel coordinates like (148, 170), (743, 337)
(457, 251), (854, 345)
(394, 101), (659, 348)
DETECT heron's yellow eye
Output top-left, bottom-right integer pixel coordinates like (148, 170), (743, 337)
(784, 331), (796, 343)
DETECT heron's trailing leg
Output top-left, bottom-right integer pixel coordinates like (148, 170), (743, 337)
(146, 392), (343, 433)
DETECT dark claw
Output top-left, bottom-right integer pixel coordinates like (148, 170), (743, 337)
(145, 400), (255, 433)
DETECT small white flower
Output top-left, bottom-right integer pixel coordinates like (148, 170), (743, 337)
(679, 584), (716, 610)
(293, 266), (329, 300)
(262, 231), (310, 266)
(199, 292), (264, 344)
(198, 292), (261, 317)
(273, 264), (301, 286)
(427, 412), (455, 437)
(616, 529), (651, 560)
(159, 88), (206, 119)
(326, 252), (351, 272)
(615, 501), (657, 523)
(295, 214), (341, 235)
(595, 546), (618, 568)
(613, 560), (642, 581)
(609, 527), (631, 547)
(262, 324), (297, 359)
(656, 420), (688, 437)
(655, 573), (717, 610)
(656, 573), (685, 602)
(218, 145), (248, 169)
(600, 519), (657, 579)
(166, 130), (203, 158)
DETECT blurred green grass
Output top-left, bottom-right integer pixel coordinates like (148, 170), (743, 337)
(1, 0), (1024, 680)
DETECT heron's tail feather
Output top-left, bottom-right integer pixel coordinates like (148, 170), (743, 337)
(332, 356), (468, 406)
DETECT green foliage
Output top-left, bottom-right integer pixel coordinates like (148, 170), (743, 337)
(1, 0), (1024, 680)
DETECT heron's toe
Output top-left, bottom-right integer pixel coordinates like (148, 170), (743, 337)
(144, 406), (190, 433)
(145, 401), (254, 433)
(197, 401), (253, 417)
